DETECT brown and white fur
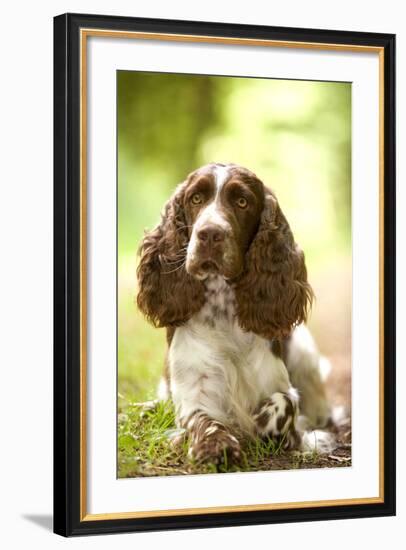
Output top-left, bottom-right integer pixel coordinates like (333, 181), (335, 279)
(137, 163), (334, 464)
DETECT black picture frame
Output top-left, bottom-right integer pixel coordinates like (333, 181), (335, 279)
(54, 12), (396, 537)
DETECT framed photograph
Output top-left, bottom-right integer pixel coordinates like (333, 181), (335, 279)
(53, 13), (396, 536)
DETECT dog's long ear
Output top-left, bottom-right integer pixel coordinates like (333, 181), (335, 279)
(234, 188), (313, 340)
(137, 182), (205, 328)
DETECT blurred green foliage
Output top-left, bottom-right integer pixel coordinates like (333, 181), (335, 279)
(117, 71), (351, 401)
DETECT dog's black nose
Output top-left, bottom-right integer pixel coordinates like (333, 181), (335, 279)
(197, 225), (226, 246)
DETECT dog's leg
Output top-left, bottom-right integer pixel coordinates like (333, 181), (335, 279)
(284, 325), (331, 428)
(181, 410), (241, 464)
(168, 324), (243, 464)
(253, 389), (302, 450)
(170, 369), (242, 464)
(170, 372), (242, 464)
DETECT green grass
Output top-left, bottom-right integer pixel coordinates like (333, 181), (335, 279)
(117, 398), (348, 478)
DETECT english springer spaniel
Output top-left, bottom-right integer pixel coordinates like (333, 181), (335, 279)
(137, 163), (334, 464)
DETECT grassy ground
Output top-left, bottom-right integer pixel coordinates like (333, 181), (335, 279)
(118, 397), (351, 478)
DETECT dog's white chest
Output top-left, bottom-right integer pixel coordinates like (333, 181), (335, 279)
(190, 275), (257, 354)
(193, 275), (237, 327)
(169, 276), (291, 429)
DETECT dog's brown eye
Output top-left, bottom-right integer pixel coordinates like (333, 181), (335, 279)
(236, 197), (248, 209)
(191, 193), (203, 205)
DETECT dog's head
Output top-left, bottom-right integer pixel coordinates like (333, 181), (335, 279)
(183, 163), (263, 280)
(137, 163), (313, 338)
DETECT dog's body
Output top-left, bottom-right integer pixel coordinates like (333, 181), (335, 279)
(137, 163), (333, 463)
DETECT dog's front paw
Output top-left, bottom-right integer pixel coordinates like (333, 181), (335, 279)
(254, 392), (301, 449)
(189, 429), (241, 465)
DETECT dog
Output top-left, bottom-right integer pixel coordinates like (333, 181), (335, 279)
(137, 163), (334, 464)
